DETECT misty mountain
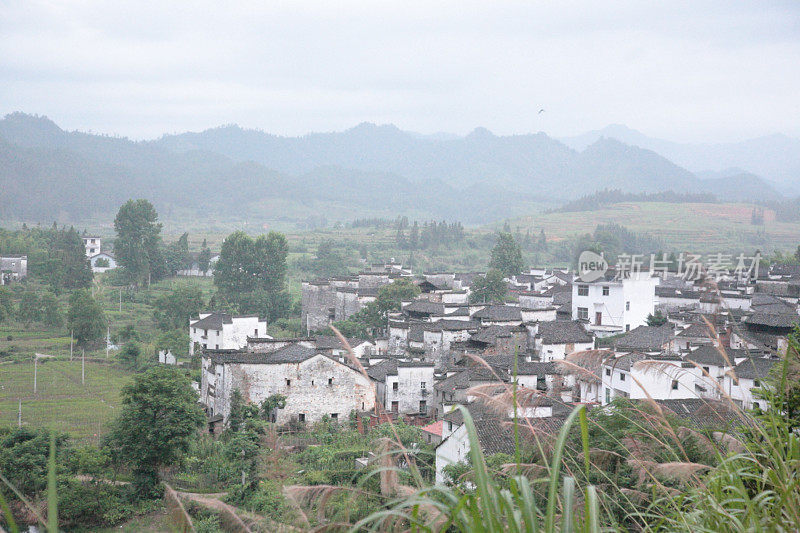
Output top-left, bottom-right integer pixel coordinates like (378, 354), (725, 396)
(0, 112), (788, 225)
(562, 124), (800, 192)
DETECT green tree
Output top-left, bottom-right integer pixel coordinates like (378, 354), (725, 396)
(16, 290), (42, 326)
(109, 366), (204, 496)
(376, 277), (420, 315)
(198, 239), (212, 273)
(67, 289), (106, 345)
(646, 311), (668, 326)
(42, 226), (93, 291)
(331, 278), (420, 337)
(214, 231), (290, 320)
(164, 232), (191, 275)
(488, 232), (524, 277)
(0, 287), (13, 322)
(469, 269), (508, 304)
(40, 291), (63, 328)
(113, 199), (164, 285)
(154, 283), (205, 330)
(156, 329), (192, 359)
(118, 341), (141, 369)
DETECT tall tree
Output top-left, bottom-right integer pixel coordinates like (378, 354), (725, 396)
(469, 269), (508, 304)
(109, 366), (204, 496)
(489, 232), (524, 277)
(16, 290), (42, 327)
(198, 239), (212, 274)
(67, 289), (105, 345)
(154, 283), (205, 331)
(163, 232), (191, 275)
(113, 199), (164, 285)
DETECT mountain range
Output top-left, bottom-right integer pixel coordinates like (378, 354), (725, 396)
(0, 112), (794, 225)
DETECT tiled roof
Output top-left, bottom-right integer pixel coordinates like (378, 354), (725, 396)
(653, 399), (741, 429)
(314, 335), (370, 350)
(746, 311), (798, 329)
(366, 359), (397, 381)
(472, 305), (523, 321)
(207, 344), (319, 365)
(426, 320), (482, 332)
(191, 312), (232, 331)
(615, 324), (674, 352)
(434, 366), (509, 392)
(733, 357), (778, 380)
(536, 320), (592, 344)
(470, 325), (524, 345)
(421, 420), (443, 437)
(684, 345), (732, 367)
(677, 323), (714, 338)
(403, 300), (445, 315)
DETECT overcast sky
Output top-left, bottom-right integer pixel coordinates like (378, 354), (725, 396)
(1, 1), (799, 142)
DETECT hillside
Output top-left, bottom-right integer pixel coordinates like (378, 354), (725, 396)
(509, 201), (800, 253)
(0, 112), (790, 226)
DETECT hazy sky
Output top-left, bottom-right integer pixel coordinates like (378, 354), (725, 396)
(1, 1), (799, 142)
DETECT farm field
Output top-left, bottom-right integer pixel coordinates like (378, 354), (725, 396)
(509, 202), (800, 253)
(0, 359), (133, 443)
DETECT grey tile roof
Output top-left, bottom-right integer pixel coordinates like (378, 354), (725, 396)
(472, 305), (523, 321)
(314, 335), (369, 350)
(470, 325), (524, 345)
(653, 399), (741, 429)
(367, 359), (397, 381)
(615, 324), (674, 352)
(207, 344), (319, 364)
(435, 366), (509, 392)
(677, 323), (714, 338)
(733, 357), (778, 380)
(536, 320), (592, 344)
(191, 312), (232, 331)
(745, 311), (798, 329)
(683, 345), (731, 367)
(403, 300), (446, 315)
(426, 320), (482, 332)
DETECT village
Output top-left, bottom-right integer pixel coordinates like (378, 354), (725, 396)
(182, 254), (795, 484)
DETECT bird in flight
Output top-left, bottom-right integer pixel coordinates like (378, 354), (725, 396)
(538, 109), (545, 114)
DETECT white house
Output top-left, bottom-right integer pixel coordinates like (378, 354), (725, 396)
(82, 236), (101, 257)
(531, 320), (594, 362)
(200, 345), (376, 424)
(0, 255), (27, 285)
(190, 312), (269, 355)
(367, 359), (436, 415)
(600, 352), (695, 405)
(572, 272), (659, 336)
(89, 252), (117, 273)
(724, 357), (777, 410)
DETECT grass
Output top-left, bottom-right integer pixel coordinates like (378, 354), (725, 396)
(0, 359), (132, 444)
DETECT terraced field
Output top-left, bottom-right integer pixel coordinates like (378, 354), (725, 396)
(509, 202), (800, 253)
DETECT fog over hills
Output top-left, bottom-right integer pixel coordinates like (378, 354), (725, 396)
(0, 112), (793, 224)
(561, 124), (800, 193)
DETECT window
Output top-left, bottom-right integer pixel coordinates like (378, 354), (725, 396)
(605, 388), (611, 403)
(392, 382), (399, 391)
(254, 328), (258, 336)
(419, 400), (427, 414)
(625, 301), (630, 311)
(330, 413), (338, 420)
(328, 377), (333, 385)
(702, 366), (710, 374)
(448, 421), (453, 431)
(595, 312), (603, 326)
(605, 368), (611, 377)
(671, 380), (679, 390)
(619, 373), (625, 381)
(298, 413), (306, 423)
(311, 380), (314, 386)
(286, 379), (291, 386)
(625, 324), (630, 332)
(753, 402), (760, 410)
(754, 380), (761, 388)
(577, 307), (588, 320)
(420, 382), (426, 390)
(391, 401), (399, 413)
(578, 285), (589, 296)
(215, 344), (219, 349)
(602, 286), (610, 296)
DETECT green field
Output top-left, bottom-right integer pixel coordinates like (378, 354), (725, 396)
(0, 359), (133, 443)
(509, 202), (800, 253)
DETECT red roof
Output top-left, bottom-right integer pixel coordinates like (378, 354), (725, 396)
(421, 420), (443, 437)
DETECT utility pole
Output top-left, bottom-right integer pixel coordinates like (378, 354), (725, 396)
(119, 288), (122, 312)
(18, 399), (21, 428)
(70, 330), (74, 361)
(82, 349), (85, 385)
(33, 354), (37, 394)
(106, 326), (110, 359)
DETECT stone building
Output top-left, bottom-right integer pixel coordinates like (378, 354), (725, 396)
(189, 312), (268, 355)
(367, 359), (435, 416)
(0, 255), (27, 285)
(200, 344), (376, 424)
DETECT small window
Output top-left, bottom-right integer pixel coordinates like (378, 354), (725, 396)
(311, 380), (314, 386)
(605, 368), (611, 376)
(298, 413), (306, 423)
(578, 285), (589, 296)
(605, 388), (611, 403)
(702, 366), (710, 374)
(602, 286), (610, 296)
(671, 380), (679, 390)
(391, 401), (399, 412)
(619, 373), (625, 381)
(753, 402), (760, 410)
(421, 382), (427, 390)
(328, 377), (333, 385)
(754, 379), (760, 388)
(392, 382), (399, 391)
(286, 379), (291, 386)
(625, 301), (630, 311)
(419, 400), (427, 414)
(254, 329), (258, 336)
(448, 421), (453, 431)
(625, 324), (630, 332)
(330, 413), (338, 420)
(215, 344), (219, 349)
(577, 307), (589, 320)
